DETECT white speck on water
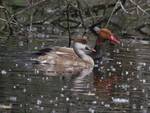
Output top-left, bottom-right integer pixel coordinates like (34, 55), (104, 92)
(70, 103), (73, 106)
(115, 85), (118, 88)
(119, 84), (129, 90)
(13, 85), (16, 89)
(108, 72), (112, 76)
(41, 95), (44, 98)
(104, 104), (110, 108)
(142, 79), (146, 83)
(112, 98), (129, 103)
(116, 61), (121, 65)
(25, 63), (28, 66)
(100, 61), (103, 64)
(88, 108), (95, 113)
(142, 89), (145, 93)
(87, 92), (95, 96)
(132, 104), (137, 109)
(92, 101), (97, 104)
(140, 105), (144, 109)
(45, 77), (49, 80)
(55, 97), (58, 101)
(61, 88), (64, 91)
(27, 78), (32, 82)
(125, 71), (129, 75)
(66, 97), (69, 101)
(49, 100), (53, 104)
(23, 88), (26, 93)
(15, 64), (18, 67)
(54, 104), (58, 107)
(20, 104), (23, 108)
(129, 61), (133, 65)
(131, 72), (134, 75)
(47, 9), (54, 13)
(137, 66), (141, 70)
(116, 49), (120, 53)
(76, 97), (79, 100)
(112, 68), (116, 72)
(9, 96), (17, 102)
(126, 48), (130, 51)
(106, 68), (110, 71)
(94, 64), (98, 68)
(126, 91), (130, 95)
(34, 69), (39, 74)
(110, 66), (116, 72)
(139, 62), (146, 66)
(100, 66), (104, 70)
(51, 109), (56, 113)
(18, 41), (24, 46)
(34, 47), (38, 50)
(40, 106), (44, 111)
(133, 87), (137, 91)
(64, 85), (67, 88)
(37, 99), (42, 105)
(60, 94), (64, 97)
(42, 77), (45, 80)
(101, 101), (104, 105)
(29, 107), (33, 110)
(86, 84), (90, 88)
(1, 70), (7, 75)
(127, 78), (130, 81)
(148, 66), (150, 71)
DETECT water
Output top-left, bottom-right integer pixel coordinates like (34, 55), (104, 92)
(0, 37), (150, 113)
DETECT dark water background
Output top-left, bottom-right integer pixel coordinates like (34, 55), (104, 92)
(0, 36), (150, 113)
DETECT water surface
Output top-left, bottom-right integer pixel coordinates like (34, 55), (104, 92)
(0, 37), (150, 113)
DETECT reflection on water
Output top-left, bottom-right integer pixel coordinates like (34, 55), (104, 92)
(0, 37), (150, 113)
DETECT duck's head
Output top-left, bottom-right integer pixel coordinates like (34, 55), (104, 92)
(72, 36), (96, 53)
(93, 27), (120, 45)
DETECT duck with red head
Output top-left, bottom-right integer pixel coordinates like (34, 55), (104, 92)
(92, 26), (120, 58)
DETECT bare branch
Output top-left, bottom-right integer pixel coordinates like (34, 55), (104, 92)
(129, 0), (150, 17)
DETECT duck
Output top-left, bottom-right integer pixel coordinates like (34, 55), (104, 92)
(91, 27), (120, 58)
(33, 36), (95, 69)
(32, 27), (120, 69)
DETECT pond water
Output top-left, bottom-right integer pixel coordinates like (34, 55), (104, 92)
(0, 36), (150, 113)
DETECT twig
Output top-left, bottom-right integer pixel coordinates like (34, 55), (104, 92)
(105, 0), (130, 27)
(26, 0), (34, 32)
(119, 0), (130, 14)
(105, 0), (120, 27)
(66, 3), (71, 47)
(129, 0), (150, 17)
(83, 0), (95, 24)
(12, 0), (46, 17)
(76, 0), (86, 29)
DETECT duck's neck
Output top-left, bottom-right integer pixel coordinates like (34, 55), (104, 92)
(73, 43), (94, 67)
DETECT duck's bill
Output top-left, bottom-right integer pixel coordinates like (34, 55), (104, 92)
(85, 46), (96, 52)
(109, 35), (120, 44)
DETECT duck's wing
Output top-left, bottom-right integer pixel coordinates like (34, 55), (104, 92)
(33, 47), (80, 64)
(33, 47), (76, 56)
(54, 47), (76, 56)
